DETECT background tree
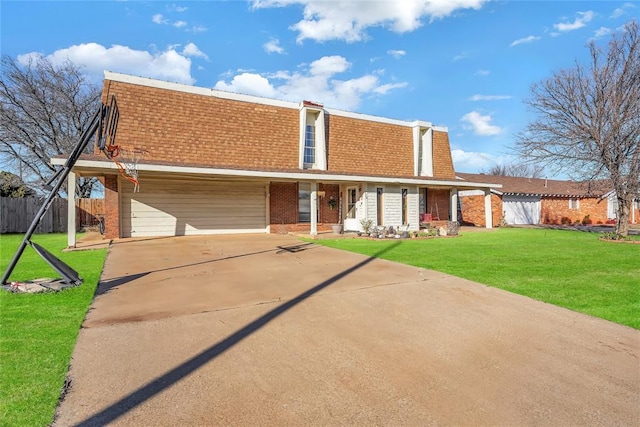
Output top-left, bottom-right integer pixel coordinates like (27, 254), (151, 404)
(482, 162), (545, 178)
(515, 21), (639, 237)
(0, 55), (101, 197)
(0, 171), (35, 197)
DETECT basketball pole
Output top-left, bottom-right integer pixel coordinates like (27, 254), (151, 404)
(0, 106), (104, 286)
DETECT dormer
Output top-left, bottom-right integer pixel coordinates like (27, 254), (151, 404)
(299, 101), (327, 170)
(412, 121), (433, 177)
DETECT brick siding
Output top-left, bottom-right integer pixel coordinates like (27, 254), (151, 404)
(541, 197), (608, 224)
(103, 174), (119, 239)
(269, 182), (339, 234)
(459, 193), (502, 227)
(427, 189), (451, 220)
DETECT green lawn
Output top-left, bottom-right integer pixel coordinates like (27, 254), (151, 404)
(314, 228), (639, 329)
(0, 234), (106, 427)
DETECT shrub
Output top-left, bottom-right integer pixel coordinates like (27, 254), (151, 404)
(561, 216), (571, 225)
(582, 215), (593, 225)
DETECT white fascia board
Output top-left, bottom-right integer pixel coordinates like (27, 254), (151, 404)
(432, 125), (448, 132)
(410, 120), (433, 128)
(104, 71), (299, 110)
(54, 157), (501, 190)
(103, 71), (440, 130)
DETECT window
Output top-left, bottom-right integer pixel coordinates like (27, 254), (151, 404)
(377, 187), (384, 225)
(401, 188), (408, 225)
(304, 124), (315, 166)
(346, 188), (357, 219)
(299, 105), (326, 170)
(569, 198), (580, 210)
(298, 183), (311, 222)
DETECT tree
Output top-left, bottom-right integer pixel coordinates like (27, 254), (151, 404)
(482, 162), (545, 178)
(0, 55), (101, 197)
(0, 171), (35, 197)
(515, 21), (640, 238)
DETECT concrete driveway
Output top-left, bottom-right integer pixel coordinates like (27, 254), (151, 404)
(55, 234), (639, 426)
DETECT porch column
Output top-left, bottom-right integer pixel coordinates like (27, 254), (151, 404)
(450, 188), (458, 222)
(310, 181), (318, 235)
(484, 189), (493, 229)
(67, 171), (76, 248)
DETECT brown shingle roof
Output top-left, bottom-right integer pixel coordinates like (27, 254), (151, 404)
(456, 173), (610, 197)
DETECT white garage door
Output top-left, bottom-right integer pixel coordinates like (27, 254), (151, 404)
(121, 178), (267, 237)
(503, 195), (541, 225)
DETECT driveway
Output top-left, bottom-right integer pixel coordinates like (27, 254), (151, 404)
(55, 234), (639, 426)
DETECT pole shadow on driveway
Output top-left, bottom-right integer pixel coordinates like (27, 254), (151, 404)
(76, 242), (401, 426)
(94, 242), (317, 296)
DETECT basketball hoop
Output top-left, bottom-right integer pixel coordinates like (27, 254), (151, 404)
(105, 145), (146, 192)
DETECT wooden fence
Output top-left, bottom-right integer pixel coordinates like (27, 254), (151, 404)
(0, 197), (104, 234)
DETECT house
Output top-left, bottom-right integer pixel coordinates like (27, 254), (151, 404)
(55, 72), (498, 245)
(456, 173), (639, 226)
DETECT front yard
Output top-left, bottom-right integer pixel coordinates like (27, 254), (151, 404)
(0, 234), (106, 427)
(314, 228), (639, 329)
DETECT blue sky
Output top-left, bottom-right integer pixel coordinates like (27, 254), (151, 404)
(2, 1), (638, 174)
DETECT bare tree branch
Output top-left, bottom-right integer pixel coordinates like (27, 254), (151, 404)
(515, 21), (640, 237)
(0, 55), (101, 197)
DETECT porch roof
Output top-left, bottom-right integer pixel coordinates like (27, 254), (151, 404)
(52, 156), (500, 191)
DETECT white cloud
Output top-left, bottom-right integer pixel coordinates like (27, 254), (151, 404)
(152, 13), (168, 24)
(469, 94), (512, 101)
(189, 25), (208, 33)
(18, 43), (195, 85)
(461, 111), (502, 136)
(451, 149), (507, 172)
(475, 69), (490, 76)
(168, 4), (188, 13)
(182, 43), (208, 60)
(611, 3), (635, 19)
(387, 49), (406, 59)
(251, 0), (487, 43)
(593, 27), (612, 39)
(263, 38), (285, 54)
(452, 52), (468, 61)
(214, 55), (407, 110)
(510, 35), (541, 47)
(173, 20), (187, 28)
(553, 11), (594, 32)
(309, 55), (350, 75)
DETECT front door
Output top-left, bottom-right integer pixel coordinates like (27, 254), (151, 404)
(344, 187), (360, 231)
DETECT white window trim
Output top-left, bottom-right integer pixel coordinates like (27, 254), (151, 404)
(569, 198), (580, 209)
(413, 124), (433, 177)
(299, 105), (326, 170)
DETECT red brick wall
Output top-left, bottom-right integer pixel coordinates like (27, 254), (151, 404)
(427, 189), (451, 220)
(432, 131), (456, 179)
(541, 197), (608, 224)
(103, 174), (119, 239)
(319, 183), (340, 225)
(269, 182), (339, 234)
(460, 193), (502, 227)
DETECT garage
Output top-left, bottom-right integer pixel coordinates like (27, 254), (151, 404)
(121, 178), (268, 237)
(503, 195), (541, 225)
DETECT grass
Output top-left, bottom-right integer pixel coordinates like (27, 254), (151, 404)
(0, 234), (106, 427)
(314, 228), (639, 329)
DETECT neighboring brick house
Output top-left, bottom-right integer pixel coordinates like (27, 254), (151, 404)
(56, 72), (497, 243)
(457, 173), (639, 226)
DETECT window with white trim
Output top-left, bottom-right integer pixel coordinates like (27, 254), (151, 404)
(569, 198), (580, 209)
(299, 104), (326, 170)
